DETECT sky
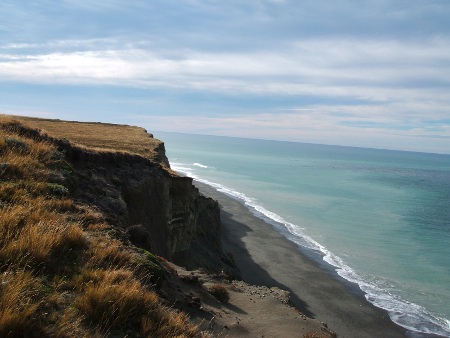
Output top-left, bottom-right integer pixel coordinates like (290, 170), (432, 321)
(1, 0), (450, 154)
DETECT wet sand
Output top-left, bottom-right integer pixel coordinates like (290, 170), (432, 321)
(195, 181), (409, 338)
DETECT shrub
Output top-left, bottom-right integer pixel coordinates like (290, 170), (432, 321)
(133, 249), (165, 287)
(4, 137), (30, 154)
(208, 284), (230, 303)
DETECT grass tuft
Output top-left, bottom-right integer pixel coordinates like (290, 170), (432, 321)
(141, 309), (203, 338)
(132, 249), (165, 287)
(208, 284), (230, 303)
(0, 267), (42, 337)
(75, 269), (154, 330)
(87, 236), (133, 269)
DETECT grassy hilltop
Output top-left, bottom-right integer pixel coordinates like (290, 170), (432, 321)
(0, 115), (203, 337)
(6, 116), (166, 162)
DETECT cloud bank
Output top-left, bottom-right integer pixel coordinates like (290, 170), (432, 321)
(0, 1), (449, 153)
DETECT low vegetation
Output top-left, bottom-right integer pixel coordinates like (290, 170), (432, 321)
(4, 115), (165, 162)
(0, 117), (204, 337)
(207, 284), (230, 303)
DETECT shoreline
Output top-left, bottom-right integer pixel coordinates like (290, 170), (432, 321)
(194, 180), (419, 338)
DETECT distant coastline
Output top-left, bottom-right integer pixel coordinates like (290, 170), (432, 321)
(3, 115), (448, 337)
(160, 131), (450, 338)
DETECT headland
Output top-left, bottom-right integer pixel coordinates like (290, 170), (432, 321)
(0, 114), (422, 337)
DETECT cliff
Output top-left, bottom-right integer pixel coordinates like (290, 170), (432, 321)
(1, 116), (236, 276)
(0, 115), (337, 337)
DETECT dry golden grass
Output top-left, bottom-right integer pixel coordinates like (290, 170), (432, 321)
(140, 309), (203, 338)
(0, 140), (52, 181)
(86, 222), (108, 232)
(0, 220), (86, 268)
(74, 268), (203, 337)
(0, 127), (85, 270)
(0, 267), (42, 337)
(76, 269), (153, 329)
(86, 236), (133, 269)
(0, 116), (203, 337)
(1, 114), (164, 162)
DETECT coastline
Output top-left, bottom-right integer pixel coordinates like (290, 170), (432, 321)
(194, 181), (412, 338)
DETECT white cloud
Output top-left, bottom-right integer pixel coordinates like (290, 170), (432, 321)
(2, 37), (449, 143)
(1, 0), (450, 153)
(1, 37), (449, 97)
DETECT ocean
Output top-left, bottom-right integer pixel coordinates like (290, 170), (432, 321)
(155, 131), (450, 337)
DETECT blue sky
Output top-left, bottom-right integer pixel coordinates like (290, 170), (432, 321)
(1, 0), (450, 154)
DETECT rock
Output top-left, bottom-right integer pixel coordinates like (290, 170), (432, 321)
(126, 224), (152, 251)
(51, 131), (238, 275)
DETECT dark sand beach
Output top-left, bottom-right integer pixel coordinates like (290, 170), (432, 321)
(195, 181), (412, 338)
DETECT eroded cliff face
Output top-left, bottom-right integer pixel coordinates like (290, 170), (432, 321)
(47, 130), (236, 275)
(2, 118), (236, 275)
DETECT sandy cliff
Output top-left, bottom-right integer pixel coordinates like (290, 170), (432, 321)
(4, 117), (237, 277)
(1, 115), (335, 337)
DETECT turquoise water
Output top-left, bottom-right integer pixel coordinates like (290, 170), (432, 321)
(155, 131), (450, 337)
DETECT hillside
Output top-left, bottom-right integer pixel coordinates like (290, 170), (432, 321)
(0, 115), (334, 338)
(6, 116), (168, 164)
(0, 115), (217, 337)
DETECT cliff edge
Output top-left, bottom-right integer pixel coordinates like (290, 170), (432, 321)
(0, 114), (334, 337)
(1, 115), (236, 276)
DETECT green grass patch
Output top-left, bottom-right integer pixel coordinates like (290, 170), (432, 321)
(133, 249), (165, 287)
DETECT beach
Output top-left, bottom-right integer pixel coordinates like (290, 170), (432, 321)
(194, 181), (412, 338)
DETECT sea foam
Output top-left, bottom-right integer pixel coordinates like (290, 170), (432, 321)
(193, 162), (209, 168)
